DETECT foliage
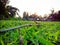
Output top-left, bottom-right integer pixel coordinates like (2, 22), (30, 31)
(23, 11), (29, 20)
(0, 0), (20, 20)
(0, 20), (60, 45)
(0, 0), (9, 19)
(6, 6), (20, 18)
(48, 10), (60, 21)
(23, 12), (42, 21)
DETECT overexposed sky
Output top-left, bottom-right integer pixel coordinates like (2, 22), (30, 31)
(9, 0), (60, 17)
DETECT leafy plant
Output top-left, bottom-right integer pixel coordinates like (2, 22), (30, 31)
(0, 20), (60, 45)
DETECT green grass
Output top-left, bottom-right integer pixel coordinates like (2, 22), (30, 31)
(0, 20), (60, 45)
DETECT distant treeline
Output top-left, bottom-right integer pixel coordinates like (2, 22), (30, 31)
(22, 10), (60, 21)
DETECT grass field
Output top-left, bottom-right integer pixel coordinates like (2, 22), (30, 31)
(0, 20), (60, 45)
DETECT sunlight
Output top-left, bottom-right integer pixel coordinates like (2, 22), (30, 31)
(9, 0), (60, 17)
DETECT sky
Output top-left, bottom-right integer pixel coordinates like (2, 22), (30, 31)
(9, 0), (60, 17)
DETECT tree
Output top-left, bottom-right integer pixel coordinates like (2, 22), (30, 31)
(51, 8), (54, 14)
(43, 14), (48, 21)
(23, 11), (29, 20)
(47, 10), (60, 21)
(7, 6), (20, 18)
(0, 0), (20, 20)
(0, 0), (9, 19)
(29, 13), (42, 21)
